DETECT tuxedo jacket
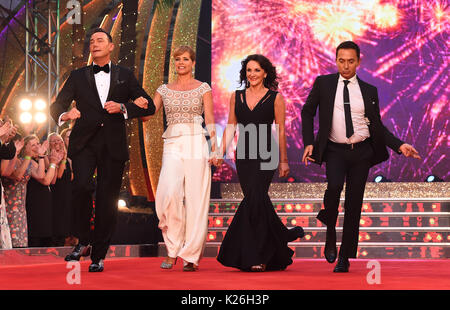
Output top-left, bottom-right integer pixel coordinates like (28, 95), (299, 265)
(301, 73), (403, 167)
(0, 142), (15, 160)
(50, 64), (155, 161)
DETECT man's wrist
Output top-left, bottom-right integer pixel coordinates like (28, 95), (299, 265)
(120, 103), (126, 114)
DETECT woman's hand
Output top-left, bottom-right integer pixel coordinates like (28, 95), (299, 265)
(38, 140), (49, 157)
(14, 139), (24, 155)
(279, 162), (290, 178)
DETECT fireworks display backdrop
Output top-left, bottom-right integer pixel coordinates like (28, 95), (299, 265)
(211, 0), (449, 183)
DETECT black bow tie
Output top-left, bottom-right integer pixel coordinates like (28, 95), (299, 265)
(93, 64), (110, 74)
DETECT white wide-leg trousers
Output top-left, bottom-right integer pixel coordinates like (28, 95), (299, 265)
(155, 134), (211, 265)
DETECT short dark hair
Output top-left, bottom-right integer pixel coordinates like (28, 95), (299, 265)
(336, 41), (360, 59)
(239, 54), (279, 90)
(89, 28), (112, 42)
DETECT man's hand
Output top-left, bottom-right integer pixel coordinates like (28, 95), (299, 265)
(61, 107), (81, 121)
(133, 96), (148, 109)
(302, 145), (315, 166)
(399, 143), (421, 159)
(104, 101), (122, 114)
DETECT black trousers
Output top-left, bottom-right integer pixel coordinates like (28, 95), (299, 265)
(71, 127), (125, 261)
(317, 139), (373, 258)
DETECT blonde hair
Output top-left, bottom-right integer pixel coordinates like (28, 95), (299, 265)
(48, 132), (62, 142)
(60, 128), (71, 140)
(19, 134), (39, 158)
(173, 46), (196, 62)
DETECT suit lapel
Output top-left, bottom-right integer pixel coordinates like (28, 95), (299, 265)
(106, 63), (119, 101)
(356, 76), (372, 116)
(328, 73), (339, 115)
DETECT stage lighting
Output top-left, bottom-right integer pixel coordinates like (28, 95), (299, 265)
(425, 175), (443, 182)
(374, 175), (391, 183)
(117, 199), (127, 209)
(18, 94), (48, 126)
(34, 99), (47, 110)
(118, 191), (131, 210)
(19, 112), (33, 124)
(34, 112), (47, 124)
(286, 176), (296, 183)
(19, 98), (33, 111)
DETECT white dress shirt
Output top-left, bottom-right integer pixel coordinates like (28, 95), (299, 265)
(329, 74), (370, 144)
(94, 62), (111, 107)
(58, 61), (128, 126)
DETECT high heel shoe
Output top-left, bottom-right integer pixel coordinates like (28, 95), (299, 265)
(160, 257), (177, 269)
(250, 264), (266, 272)
(183, 262), (197, 272)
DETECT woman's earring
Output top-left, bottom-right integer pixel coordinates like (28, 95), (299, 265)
(246, 79), (250, 88)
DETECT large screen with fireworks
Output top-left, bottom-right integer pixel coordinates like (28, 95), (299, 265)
(211, 0), (448, 183)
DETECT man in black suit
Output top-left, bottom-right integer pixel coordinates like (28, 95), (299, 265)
(50, 28), (155, 272)
(301, 41), (420, 272)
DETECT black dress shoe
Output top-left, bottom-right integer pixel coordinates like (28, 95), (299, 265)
(64, 244), (91, 261)
(324, 227), (337, 263)
(89, 259), (104, 272)
(333, 256), (350, 273)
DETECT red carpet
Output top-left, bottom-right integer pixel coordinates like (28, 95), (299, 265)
(0, 254), (449, 290)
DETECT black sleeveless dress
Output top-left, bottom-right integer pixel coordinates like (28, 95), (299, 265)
(217, 89), (304, 271)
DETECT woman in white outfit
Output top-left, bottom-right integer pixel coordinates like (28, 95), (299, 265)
(141, 46), (217, 271)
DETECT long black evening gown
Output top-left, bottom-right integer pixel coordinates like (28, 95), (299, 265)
(217, 89), (304, 271)
(51, 163), (73, 246)
(26, 177), (53, 247)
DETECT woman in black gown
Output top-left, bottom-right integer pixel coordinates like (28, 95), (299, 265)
(216, 54), (304, 272)
(50, 131), (73, 246)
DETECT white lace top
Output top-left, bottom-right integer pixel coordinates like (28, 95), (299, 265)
(156, 82), (211, 138)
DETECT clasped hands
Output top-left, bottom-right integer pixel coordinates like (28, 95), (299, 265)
(208, 153), (223, 167)
(207, 153), (290, 178)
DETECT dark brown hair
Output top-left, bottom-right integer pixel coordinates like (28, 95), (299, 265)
(239, 54), (279, 90)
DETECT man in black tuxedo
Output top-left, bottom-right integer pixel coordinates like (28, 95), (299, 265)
(301, 41), (420, 272)
(50, 28), (155, 272)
